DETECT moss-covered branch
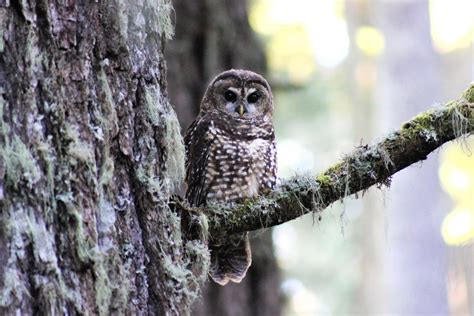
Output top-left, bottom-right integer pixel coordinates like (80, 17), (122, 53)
(203, 84), (474, 237)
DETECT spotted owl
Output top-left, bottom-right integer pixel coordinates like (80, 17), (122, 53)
(184, 69), (277, 285)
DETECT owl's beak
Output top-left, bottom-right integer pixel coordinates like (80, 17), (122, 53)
(238, 104), (246, 116)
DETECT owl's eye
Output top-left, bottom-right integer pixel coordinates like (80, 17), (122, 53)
(247, 92), (260, 103)
(224, 90), (237, 102)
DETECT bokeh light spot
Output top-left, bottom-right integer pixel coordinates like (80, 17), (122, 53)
(441, 206), (474, 245)
(355, 26), (385, 56)
(267, 26), (316, 83)
(429, 0), (474, 53)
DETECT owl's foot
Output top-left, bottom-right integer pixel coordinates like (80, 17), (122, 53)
(209, 233), (252, 285)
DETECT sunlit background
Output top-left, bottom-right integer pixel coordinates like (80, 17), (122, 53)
(248, 0), (474, 314)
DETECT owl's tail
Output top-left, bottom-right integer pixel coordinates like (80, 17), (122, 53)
(209, 233), (251, 285)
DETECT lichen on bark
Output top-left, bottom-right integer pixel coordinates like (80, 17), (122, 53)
(0, 0), (199, 315)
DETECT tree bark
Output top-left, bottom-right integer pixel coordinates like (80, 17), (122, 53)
(0, 1), (197, 314)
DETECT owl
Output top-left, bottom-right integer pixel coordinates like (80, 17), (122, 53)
(184, 69), (277, 285)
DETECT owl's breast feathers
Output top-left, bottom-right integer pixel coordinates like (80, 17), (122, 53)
(184, 112), (277, 207)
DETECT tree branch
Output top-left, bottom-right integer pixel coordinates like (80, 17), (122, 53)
(200, 85), (474, 237)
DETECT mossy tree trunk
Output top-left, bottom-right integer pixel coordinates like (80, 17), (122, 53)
(0, 1), (198, 314)
(166, 0), (282, 315)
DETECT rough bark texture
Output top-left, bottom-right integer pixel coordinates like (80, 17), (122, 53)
(204, 86), (474, 236)
(0, 1), (198, 314)
(166, 1), (282, 315)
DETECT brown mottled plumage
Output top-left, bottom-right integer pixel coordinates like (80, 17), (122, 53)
(184, 69), (277, 285)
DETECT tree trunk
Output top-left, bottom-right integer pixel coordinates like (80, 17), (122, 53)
(166, 1), (282, 315)
(0, 1), (198, 314)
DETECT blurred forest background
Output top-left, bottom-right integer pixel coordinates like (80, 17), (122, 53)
(167, 0), (473, 315)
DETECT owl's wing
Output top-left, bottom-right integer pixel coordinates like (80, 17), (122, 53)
(184, 117), (211, 206)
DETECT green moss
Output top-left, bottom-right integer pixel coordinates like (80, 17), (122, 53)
(462, 84), (474, 103)
(0, 10), (5, 54)
(373, 146), (394, 171)
(0, 203), (30, 307)
(449, 103), (471, 139)
(25, 28), (43, 78)
(56, 193), (97, 264)
(0, 88), (89, 313)
(111, 259), (130, 311)
(116, 0), (129, 43)
(135, 166), (164, 194)
(99, 156), (114, 187)
(163, 108), (185, 190)
(185, 240), (210, 283)
(403, 112), (433, 130)
(316, 174), (331, 186)
(57, 193), (128, 315)
(97, 67), (119, 137)
(155, 0), (175, 40)
(36, 138), (56, 222)
(1, 135), (41, 189)
(25, 205), (87, 313)
(134, 80), (204, 309)
(0, 203), (84, 312)
(94, 258), (113, 316)
(0, 34), (4, 54)
(143, 85), (162, 126)
(401, 111), (438, 142)
(0, 265), (24, 307)
(65, 125), (95, 165)
(94, 196), (127, 314)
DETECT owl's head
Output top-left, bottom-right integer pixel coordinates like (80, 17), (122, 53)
(200, 69), (273, 121)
